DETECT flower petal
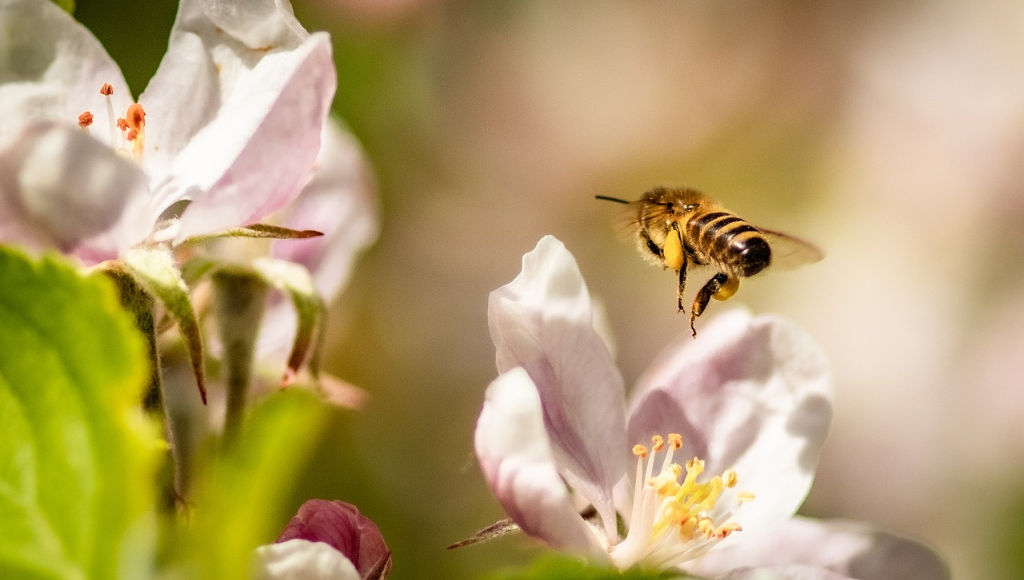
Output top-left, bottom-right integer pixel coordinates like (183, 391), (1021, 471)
(0, 123), (153, 264)
(253, 538), (360, 580)
(0, 0), (133, 149)
(628, 311), (833, 533)
(256, 118), (377, 367)
(276, 499), (391, 580)
(714, 564), (854, 580)
(488, 236), (627, 537)
(690, 517), (949, 580)
(474, 368), (606, 558)
(272, 118), (378, 301)
(139, 0), (336, 237)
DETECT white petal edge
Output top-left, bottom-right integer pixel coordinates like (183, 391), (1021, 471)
(0, 0), (133, 149)
(487, 235), (627, 539)
(628, 311), (833, 536)
(0, 123), (154, 264)
(474, 367), (606, 559)
(252, 539), (360, 580)
(690, 516), (949, 580)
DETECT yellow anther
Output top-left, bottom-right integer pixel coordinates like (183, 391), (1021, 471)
(716, 522), (742, 538)
(651, 435), (664, 451)
(667, 433), (683, 449)
(126, 103), (146, 131)
(724, 470), (738, 488)
(736, 491), (756, 503)
(633, 444), (648, 458)
(685, 457), (704, 476)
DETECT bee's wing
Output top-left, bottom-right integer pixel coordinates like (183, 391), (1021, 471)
(761, 228), (824, 269)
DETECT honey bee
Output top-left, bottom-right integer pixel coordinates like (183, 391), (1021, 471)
(597, 186), (823, 336)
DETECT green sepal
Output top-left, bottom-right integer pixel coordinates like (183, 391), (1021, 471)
(0, 246), (161, 579)
(250, 258), (325, 382)
(178, 224), (323, 247)
(123, 247), (207, 404)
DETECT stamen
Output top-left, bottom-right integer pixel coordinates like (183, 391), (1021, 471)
(611, 433), (756, 571)
(126, 103), (145, 131)
(100, 83), (116, 145)
(78, 111), (93, 130)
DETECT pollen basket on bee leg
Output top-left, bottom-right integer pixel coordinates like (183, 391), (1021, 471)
(663, 228), (684, 271)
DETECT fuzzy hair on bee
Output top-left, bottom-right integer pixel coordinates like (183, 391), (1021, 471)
(597, 186), (823, 336)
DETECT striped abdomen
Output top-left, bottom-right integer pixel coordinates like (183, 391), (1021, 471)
(684, 211), (771, 277)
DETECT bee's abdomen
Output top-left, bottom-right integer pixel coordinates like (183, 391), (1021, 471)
(686, 211), (771, 277)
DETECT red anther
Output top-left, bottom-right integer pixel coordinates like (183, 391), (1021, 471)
(78, 111), (94, 127)
(100, 83), (114, 96)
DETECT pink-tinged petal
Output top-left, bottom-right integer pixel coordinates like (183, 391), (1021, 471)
(139, 0), (336, 235)
(488, 236), (627, 538)
(253, 538), (360, 580)
(276, 499), (391, 580)
(690, 517), (949, 580)
(0, 123), (154, 264)
(0, 0), (133, 149)
(714, 564), (854, 580)
(627, 311), (833, 534)
(475, 368), (607, 559)
(272, 118), (378, 301)
(255, 119), (377, 364)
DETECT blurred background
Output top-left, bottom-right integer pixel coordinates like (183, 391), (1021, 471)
(78, 0), (1024, 577)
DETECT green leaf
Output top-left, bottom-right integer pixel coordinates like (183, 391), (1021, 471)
(123, 247), (207, 404)
(485, 554), (689, 580)
(0, 247), (160, 579)
(178, 390), (330, 580)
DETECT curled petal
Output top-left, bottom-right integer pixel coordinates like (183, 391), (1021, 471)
(628, 311), (833, 533)
(488, 236), (627, 538)
(254, 539), (360, 580)
(140, 0), (336, 236)
(0, 0), (133, 149)
(475, 368), (606, 559)
(276, 499), (391, 580)
(0, 123), (153, 264)
(690, 517), (949, 580)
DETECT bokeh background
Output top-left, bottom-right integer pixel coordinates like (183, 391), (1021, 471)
(78, 1), (1024, 578)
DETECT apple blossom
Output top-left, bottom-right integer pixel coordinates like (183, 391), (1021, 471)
(0, 0), (336, 263)
(474, 235), (947, 579)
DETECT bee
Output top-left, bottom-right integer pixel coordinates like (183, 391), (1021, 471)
(597, 186), (823, 336)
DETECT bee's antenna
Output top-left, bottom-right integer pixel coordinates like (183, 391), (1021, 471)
(594, 195), (631, 204)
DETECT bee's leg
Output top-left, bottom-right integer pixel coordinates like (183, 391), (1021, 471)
(676, 254), (688, 312)
(640, 229), (663, 262)
(689, 272), (735, 336)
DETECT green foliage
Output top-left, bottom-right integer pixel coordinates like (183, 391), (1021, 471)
(51, 0), (73, 14)
(0, 247), (159, 579)
(174, 389), (330, 580)
(485, 554), (691, 580)
(123, 247), (206, 404)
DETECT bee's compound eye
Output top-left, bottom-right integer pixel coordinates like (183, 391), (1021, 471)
(713, 277), (739, 301)
(663, 228), (684, 271)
